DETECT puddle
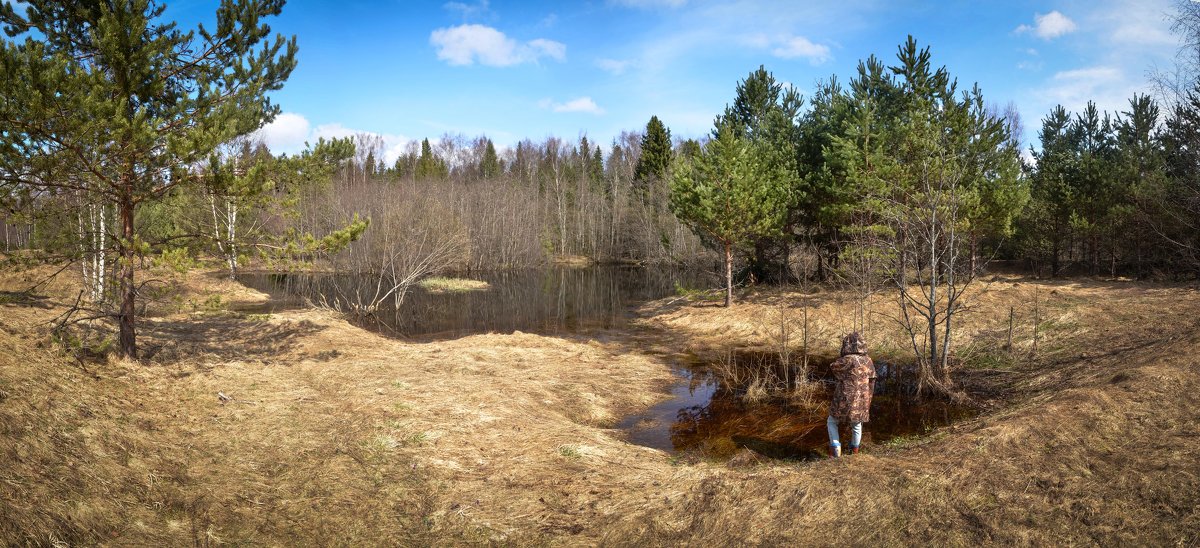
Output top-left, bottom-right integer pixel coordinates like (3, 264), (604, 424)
(618, 350), (975, 461)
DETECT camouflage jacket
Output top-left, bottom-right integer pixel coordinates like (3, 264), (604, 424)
(829, 353), (876, 423)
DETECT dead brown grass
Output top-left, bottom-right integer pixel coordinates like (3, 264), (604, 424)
(1, 267), (1198, 545)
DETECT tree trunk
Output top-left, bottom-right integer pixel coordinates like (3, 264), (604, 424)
(724, 241), (733, 308)
(927, 201), (939, 386)
(1051, 236), (1060, 278)
(969, 233), (978, 275)
(118, 195), (137, 358)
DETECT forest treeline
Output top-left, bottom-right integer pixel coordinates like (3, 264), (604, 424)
(7, 48), (1196, 284)
(3, 0), (1200, 360)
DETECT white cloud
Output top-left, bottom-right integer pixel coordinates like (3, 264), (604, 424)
(1101, 0), (1176, 47)
(771, 35), (831, 64)
(253, 114), (411, 164)
(444, 0), (489, 19)
(430, 24), (566, 67)
(309, 122), (360, 141)
(1016, 11), (1077, 40)
(540, 97), (605, 115)
(734, 33), (832, 64)
(1038, 66), (1129, 112)
(596, 58), (632, 75)
(1020, 147), (1037, 167)
(254, 112), (310, 152)
(528, 38), (567, 61)
(1053, 66), (1121, 82)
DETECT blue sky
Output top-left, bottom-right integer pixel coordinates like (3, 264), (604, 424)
(163, 0), (1184, 162)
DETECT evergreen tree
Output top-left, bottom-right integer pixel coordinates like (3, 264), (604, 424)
(1020, 106), (1075, 275)
(829, 37), (1024, 392)
(1112, 95), (1163, 277)
(415, 138), (448, 180)
(678, 139), (702, 160)
(480, 139), (501, 179)
(670, 120), (792, 307)
(1160, 85), (1200, 271)
(591, 145), (604, 187)
(796, 76), (856, 280)
(716, 65), (803, 282)
(0, 0), (297, 357)
(635, 116), (673, 184)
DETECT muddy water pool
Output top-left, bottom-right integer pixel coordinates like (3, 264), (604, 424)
(617, 351), (975, 460)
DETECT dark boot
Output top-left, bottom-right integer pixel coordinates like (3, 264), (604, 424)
(846, 446), (860, 455)
(828, 444), (841, 458)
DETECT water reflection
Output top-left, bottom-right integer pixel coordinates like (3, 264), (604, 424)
(619, 351), (975, 461)
(237, 266), (716, 339)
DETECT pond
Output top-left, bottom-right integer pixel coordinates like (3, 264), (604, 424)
(237, 266), (718, 339)
(240, 267), (973, 460)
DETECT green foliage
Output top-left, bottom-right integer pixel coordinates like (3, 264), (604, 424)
(716, 66), (805, 281)
(829, 37), (1025, 254)
(635, 116), (673, 184)
(153, 247), (196, 274)
(0, 0), (297, 356)
(276, 137), (356, 195)
(480, 139), (501, 179)
(557, 444), (581, 459)
(1016, 92), (1184, 276)
(670, 121), (793, 250)
(415, 139), (448, 180)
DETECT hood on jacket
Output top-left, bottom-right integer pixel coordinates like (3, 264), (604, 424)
(840, 332), (868, 356)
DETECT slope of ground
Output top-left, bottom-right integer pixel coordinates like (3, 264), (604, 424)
(1, 266), (1197, 545)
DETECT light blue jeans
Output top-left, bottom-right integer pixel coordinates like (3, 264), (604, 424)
(827, 415), (863, 448)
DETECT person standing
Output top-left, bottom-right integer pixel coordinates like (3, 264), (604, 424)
(827, 332), (876, 458)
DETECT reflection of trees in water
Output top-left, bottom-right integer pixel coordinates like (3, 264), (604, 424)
(240, 267), (716, 338)
(668, 387), (827, 459)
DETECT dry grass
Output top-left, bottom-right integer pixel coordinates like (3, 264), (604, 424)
(553, 255), (597, 267)
(417, 276), (490, 293)
(1, 266), (1198, 545)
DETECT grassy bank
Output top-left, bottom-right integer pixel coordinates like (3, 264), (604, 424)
(1, 266), (1197, 545)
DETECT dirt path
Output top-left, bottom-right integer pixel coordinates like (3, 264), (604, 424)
(2, 268), (1198, 545)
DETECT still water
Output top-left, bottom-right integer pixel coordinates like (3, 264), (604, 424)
(239, 267), (971, 460)
(617, 350), (974, 461)
(238, 266), (716, 339)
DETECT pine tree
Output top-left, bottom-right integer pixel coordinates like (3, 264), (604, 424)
(1158, 89), (1200, 270)
(0, 0), (297, 357)
(716, 65), (803, 283)
(829, 36), (1024, 393)
(670, 120), (792, 307)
